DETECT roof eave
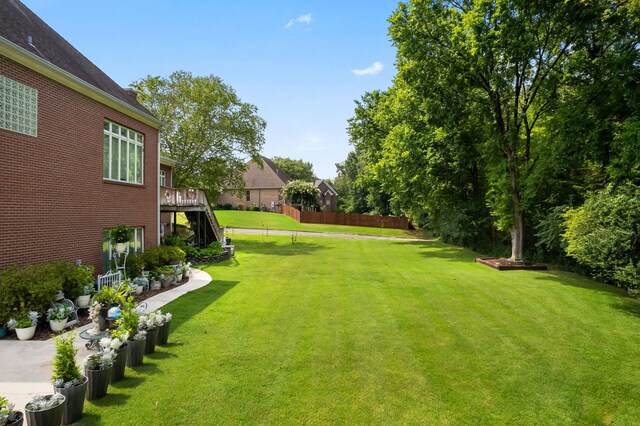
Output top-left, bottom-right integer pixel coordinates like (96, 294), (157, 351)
(160, 155), (178, 166)
(0, 36), (161, 129)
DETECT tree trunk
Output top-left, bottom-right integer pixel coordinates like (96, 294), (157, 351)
(509, 163), (525, 261)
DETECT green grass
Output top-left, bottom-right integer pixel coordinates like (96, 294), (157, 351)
(81, 235), (640, 425)
(214, 209), (414, 237)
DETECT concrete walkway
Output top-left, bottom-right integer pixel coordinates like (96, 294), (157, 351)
(226, 227), (425, 241)
(0, 268), (212, 411)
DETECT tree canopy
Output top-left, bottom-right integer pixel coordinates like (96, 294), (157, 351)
(282, 180), (320, 210)
(271, 157), (316, 181)
(132, 71), (266, 197)
(342, 0), (640, 262)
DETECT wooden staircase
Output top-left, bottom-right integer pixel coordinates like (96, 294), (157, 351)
(160, 188), (223, 245)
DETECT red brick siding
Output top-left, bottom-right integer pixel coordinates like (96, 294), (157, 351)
(160, 164), (172, 188)
(0, 56), (159, 273)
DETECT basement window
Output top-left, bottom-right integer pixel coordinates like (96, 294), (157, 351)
(0, 75), (38, 137)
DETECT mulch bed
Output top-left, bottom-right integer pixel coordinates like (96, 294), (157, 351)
(2, 276), (191, 341)
(475, 257), (548, 271)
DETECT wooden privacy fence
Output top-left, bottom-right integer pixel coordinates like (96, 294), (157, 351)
(281, 204), (409, 230)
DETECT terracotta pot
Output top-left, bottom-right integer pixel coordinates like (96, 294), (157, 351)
(157, 321), (171, 345)
(111, 346), (128, 382)
(25, 395), (65, 426)
(144, 327), (159, 354)
(54, 376), (87, 425)
(49, 319), (68, 332)
(85, 367), (111, 400)
(127, 338), (146, 367)
(15, 325), (36, 341)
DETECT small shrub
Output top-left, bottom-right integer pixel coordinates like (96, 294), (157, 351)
(52, 332), (83, 388)
(57, 262), (94, 301)
(125, 253), (144, 279)
(161, 235), (183, 247)
(200, 242), (223, 257)
(250, 205), (261, 211)
(222, 203), (233, 210)
(141, 246), (186, 270)
(237, 204), (245, 211)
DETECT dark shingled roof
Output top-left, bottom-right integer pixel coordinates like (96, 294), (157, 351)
(0, 0), (154, 117)
(261, 156), (292, 184)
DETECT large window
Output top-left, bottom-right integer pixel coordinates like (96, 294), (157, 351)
(0, 75), (38, 137)
(103, 120), (143, 184)
(102, 227), (144, 272)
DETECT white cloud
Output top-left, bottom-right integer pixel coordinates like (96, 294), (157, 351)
(285, 13), (313, 29)
(352, 61), (384, 76)
(298, 133), (328, 152)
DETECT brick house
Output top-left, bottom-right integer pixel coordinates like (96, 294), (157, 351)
(217, 157), (338, 212)
(0, 0), (161, 273)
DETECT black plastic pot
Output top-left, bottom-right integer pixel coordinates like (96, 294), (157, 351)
(144, 327), (159, 354)
(157, 321), (171, 345)
(85, 366), (112, 401)
(6, 411), (23, 426)
(54, 376), (87, 425)
(126, 338), (146, 367)
(111, 346), (128, 382)
(25, 395), (65, 426)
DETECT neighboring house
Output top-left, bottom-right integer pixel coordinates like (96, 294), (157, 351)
(0, 0), (161, 273)
(218, 156), (291, 211)
(217, 157), (339, 212)
(315, 179), (338, 212)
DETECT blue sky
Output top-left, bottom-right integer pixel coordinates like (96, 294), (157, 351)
(23, 0), (399, 179)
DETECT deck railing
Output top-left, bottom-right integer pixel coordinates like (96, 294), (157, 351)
(160, 187), (206, 207)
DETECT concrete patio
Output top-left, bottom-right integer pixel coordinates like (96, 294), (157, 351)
(0, 268), (212, 411)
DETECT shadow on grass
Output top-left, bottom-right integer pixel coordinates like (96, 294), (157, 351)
(146, 350), (178, 360)
(86, 391), (130, 407)
(392, 240), (478, 263)
(235, 239), (327, 257)
(110, 375), (144, 389)
(78, 413), (101, 425)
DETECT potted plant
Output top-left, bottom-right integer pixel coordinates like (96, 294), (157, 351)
(76, 285), (93, 308)
(158, 266), (175, 288)
(0, 396), (23, 426)
(24, 395), (65, 426)
(173, 265), (184, 282)
(183, 262), (192, 277)
(111, 224), (131, 254)
(132, 276), (148, 293)
(84, 349), (115, 401)
(92, 284), (125, 331)
(6, 311), (39, 341)
(104, 330), (129, 382)
(149, 270), (161, 291)
(139, 312), (160, 354)
(46, 305), (72, 332)
(115, 297), (146, 367)
(156, 311), (173, 346)
(52, 333), (87, 425)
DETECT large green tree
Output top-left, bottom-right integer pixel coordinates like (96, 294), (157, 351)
(271, 157), (316, 181)
(132, 71), (266, 197)
(387, 0), (636, 260)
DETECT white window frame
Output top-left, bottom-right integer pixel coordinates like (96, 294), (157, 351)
(160, 169), (166, 187)
(103, 120), (144, 184)
(0, 75), (38, 137)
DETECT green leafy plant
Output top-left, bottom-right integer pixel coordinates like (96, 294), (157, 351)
(25, 394), (64, 411)
(84, 351), (115, 371)
(141, 246), (186, 270)
(125, 253), (145, 279)
(282, 180), (320, 210)
(115, 296), (141, 340)
(6, 311), (39, 330)
(92, 283), (127, 306)
(52, 332), (83, 388)
(0, 395), (20, 425)
(46, 305), (72, 321)
(111, 224), (132, 244)
(57, 262), (94, 301)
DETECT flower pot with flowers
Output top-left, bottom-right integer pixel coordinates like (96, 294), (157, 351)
(24, 394), (65, 426)
(52, 333), (87, 425)
(0, 396), (23, 426)
(139, 311), (161, 354)
(76, 285), (94, 308)
(46, 305), (73, 332)
(156, 311), (173, 346)
(6, 311), (39, 341)
(116, 296), (146, 367)
(102, 330), (129, 382)
(92, 284), (126, 331)
(84, 349), (115, 401)
(111, 224), (132, 254)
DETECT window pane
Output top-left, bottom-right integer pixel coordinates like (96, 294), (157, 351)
(128, 143), (135, 182)
(110, 136), (118, 180)
(136, 145), (142, 183)
(120, 140), (127, 180)
(103, 121), (109, 131)
(112, 124), (119, 135)
(103, 134), (109, 178)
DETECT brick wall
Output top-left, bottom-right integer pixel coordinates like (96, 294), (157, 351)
(0, 56), (159, 273)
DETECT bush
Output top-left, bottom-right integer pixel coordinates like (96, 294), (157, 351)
(200, 242), (223, 257)
(125, 253), (145, 279)
(0, 263), (63, 324)
(237, 204), (245, 211)
(161, 235), (183, 247)
(564, 183), (640, 296)
(56, 262), (94, 300)
(222, 203), (233, 210)
(141, 246), (186, 270)
(250, 205), (261, 211)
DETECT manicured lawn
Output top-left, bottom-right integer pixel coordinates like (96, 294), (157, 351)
(81, 235), (640, 424)
(214, 209), (414, 238)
